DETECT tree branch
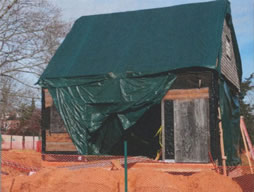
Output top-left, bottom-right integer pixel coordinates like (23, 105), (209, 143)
(0, 0), (18, 20)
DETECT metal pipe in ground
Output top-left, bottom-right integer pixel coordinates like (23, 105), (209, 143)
(124, 141), (128, 192)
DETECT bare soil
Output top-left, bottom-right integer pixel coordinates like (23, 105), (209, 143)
(1, 150), (246, 192)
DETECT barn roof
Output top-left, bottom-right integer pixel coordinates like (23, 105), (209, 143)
(37, 1), (241, 164)
(39, 0), (241, 82)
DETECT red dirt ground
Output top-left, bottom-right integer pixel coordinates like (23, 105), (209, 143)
(1, 150), (248, 192)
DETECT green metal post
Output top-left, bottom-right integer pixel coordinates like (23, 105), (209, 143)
(124, 141), (128, 192)
(0, 132), (2, 190)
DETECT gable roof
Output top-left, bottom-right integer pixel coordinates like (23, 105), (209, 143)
(37, 1), (242, 161)
(39, 0), (241, 83)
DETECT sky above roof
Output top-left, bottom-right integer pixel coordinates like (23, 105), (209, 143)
(51, 0), (254, 79)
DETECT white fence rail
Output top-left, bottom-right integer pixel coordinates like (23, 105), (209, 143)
(1, 134), (40, 151)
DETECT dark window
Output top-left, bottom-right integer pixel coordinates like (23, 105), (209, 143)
(225, 35), (231, 61)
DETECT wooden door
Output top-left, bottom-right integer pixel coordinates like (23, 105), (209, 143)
(162, 88), (210, 163)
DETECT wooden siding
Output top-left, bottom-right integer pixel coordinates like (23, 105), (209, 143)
(44, 89), (53, 108)
(45, 130), (77, 151)
(221, 20), (240, 90)
(43, 89), (78, 152)
(163, 88), (209, 100)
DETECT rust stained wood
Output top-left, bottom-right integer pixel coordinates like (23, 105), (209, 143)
(46, 142), (77, 151)
(46, 131), (73, 142)
(163, 88), (209, 100)
(44, 89), (53, 108)
(46, 131), (77, 151)
(43, 89), (75, 152)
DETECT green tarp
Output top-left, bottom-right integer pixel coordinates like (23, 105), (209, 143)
(38, 0), (242, 164)
(220, 79), (241, 165)
(45, 73), (176, 154)
(39, 0), (240, 79)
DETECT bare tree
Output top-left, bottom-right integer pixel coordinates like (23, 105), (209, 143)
(0, 0), (70, 85)
(0, 0), (18, 20)
(0, 0), (70, 132)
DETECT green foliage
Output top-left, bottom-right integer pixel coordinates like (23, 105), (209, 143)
(240, 73), (254, 143)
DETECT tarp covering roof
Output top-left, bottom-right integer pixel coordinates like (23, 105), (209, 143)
(38, 0), (241, 165)
(39, 0), (241, 81)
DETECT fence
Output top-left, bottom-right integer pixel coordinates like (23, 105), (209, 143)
(1, 134), (41, 151)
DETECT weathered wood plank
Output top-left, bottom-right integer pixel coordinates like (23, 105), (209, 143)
(46, 131), (74, 142)
(163, 88), (209, 100)
(46, 130), (77, 151)
(44, 89), (53, 107)
(174, 98), (210, 163)
(46, 142), (77, 151)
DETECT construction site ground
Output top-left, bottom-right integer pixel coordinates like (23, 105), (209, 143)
(1, 150), (254, 192)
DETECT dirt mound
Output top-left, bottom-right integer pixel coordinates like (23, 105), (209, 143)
(1, 150), (42, 180)
(187, 171), (242, 192)
(1, 150), (86, 177)
(5, 167), (242, 192)
(2, 150), (42, 168)
(234, 174), (254, 192)
(10, 168), (119, 192)
(1, 151), (243, 192)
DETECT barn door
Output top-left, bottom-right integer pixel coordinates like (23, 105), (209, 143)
(162, 88), (210, 163)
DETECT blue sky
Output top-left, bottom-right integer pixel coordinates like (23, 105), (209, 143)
(51, 0), (254, 79)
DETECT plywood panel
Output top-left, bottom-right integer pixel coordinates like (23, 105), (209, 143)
(44, 89), (53, 108)
(46, 142), (77, 151)
(174, 98), (210, 163)
(46, 131), (77, 151)
(163, 88), (209, 100)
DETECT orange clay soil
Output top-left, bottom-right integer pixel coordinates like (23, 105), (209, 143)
(1, 150), (89, 169)
(3, 167), (243, 192)
(1, 150), (42, 168)
(240, 153), (254, 174)
(1, 150), (243, 192)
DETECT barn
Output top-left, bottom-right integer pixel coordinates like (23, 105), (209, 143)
(38, 0), (242, 165)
